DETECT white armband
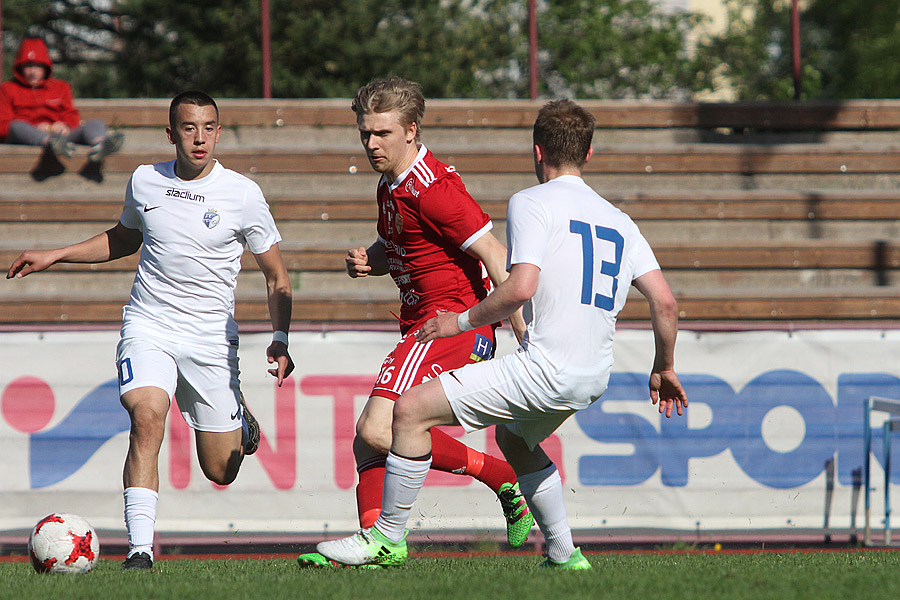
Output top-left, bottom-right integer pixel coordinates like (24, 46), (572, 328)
(457, 310), (474, 332)
(272, 330), (289, 346)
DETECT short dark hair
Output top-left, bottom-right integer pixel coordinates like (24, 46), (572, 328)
(351, 76), (425, 140)
(533, 100), (595, 169)
(169, 91), (219, 129)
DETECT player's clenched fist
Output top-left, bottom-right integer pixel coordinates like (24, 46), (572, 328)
(345, 246), (372, 277)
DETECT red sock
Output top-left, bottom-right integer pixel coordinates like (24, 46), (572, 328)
(430, 428), (516, 493)
(356, 456), (385, 528)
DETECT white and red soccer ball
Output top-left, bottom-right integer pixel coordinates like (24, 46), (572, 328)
(28, 513), (100, 574)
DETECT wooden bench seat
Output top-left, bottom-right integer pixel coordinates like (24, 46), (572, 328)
(73, 99), (900, 131)
(2, 145), (899, 176)
(2, 241), (897, 274)
(3, 289), (900, 325)
(4, 189), (900, 223)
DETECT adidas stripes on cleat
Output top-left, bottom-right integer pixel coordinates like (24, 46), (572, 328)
(317, 527), (407, 567)
(497, 481), (534, 548)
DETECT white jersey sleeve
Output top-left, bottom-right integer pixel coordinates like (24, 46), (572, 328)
(624, 220), (660, 281)
(240, 181), (281, 255)
(506, 192), (550, 271)
(120, 174), (142, 230)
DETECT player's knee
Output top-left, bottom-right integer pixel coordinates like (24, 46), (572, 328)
(391, 395), (423, 435)
(200, 455), (240, 485)
(128, 405), (166, 443)
(356, 419), (391, 455)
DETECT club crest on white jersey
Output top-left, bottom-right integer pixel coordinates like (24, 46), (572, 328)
(203, 209), (220, 229)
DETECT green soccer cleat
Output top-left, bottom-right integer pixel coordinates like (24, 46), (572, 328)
(539, 547), (592, 570)
(297, 552), (333, 568)
(317, 527), (408, 567)
(297, 552), (382, 570)
(497, 481), (534, 548)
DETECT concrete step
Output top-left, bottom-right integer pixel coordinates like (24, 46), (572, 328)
(73, 121), (900, 152)
(4, 288), (900, 325)
(5, 143), (900, 177)
(75, 98), (900, 131)
(8, 217), (900, 250)
(2, 268), (890, 303)
(5, 188), (900, 221)
(2, 163), (899, 202)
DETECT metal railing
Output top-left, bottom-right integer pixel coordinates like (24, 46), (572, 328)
(863, 396), (900, 545)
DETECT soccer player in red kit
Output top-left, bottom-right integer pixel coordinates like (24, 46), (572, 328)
(297, 77), (532, 568)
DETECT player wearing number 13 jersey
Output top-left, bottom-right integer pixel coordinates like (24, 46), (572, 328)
(315, 99), (687, 570)
(506, 172), (659, 379)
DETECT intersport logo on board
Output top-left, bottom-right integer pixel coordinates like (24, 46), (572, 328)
(3, 370), (900, 491)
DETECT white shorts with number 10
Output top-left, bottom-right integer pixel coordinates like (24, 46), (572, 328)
(116, 336), (243, 433)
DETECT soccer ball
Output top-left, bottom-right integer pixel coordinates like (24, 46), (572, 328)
(28, 513), (100, 574)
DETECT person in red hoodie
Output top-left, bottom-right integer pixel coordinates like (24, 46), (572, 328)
(0, 38), (123, 164)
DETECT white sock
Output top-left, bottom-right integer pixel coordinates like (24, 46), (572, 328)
(517, 464), (575, 563)
(124, 487), (158, 559)
(374, 452), (431, 544)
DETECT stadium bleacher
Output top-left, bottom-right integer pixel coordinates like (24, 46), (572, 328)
(2, 99), (900, 327)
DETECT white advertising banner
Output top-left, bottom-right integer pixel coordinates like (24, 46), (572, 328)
(1, 328), (899, 538)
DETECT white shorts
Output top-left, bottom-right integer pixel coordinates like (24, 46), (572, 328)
(116, 336), (242, 433)
(439, 347), (610, 450)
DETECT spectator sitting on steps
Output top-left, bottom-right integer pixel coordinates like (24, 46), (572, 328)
(0, 37), (124, 181)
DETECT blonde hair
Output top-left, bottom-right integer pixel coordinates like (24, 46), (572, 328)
(351, 76), (425, 140)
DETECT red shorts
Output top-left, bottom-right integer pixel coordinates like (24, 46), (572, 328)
(371, 323), (496, 401)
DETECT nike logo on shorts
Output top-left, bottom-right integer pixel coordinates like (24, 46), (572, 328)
(143, 206), (162, 212)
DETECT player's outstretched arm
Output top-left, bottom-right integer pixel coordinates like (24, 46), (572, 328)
(416, 262), (539, 343)
(346, 240), (389, 278)
(7, 221), (142, 279)
(633, 269), (687, 418)
(465, 233), (527, 343)
(254, 243), (295, 386)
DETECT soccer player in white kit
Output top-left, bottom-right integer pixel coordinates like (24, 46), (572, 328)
(317, 99), (688, 569)
(6, 91), (294, 571)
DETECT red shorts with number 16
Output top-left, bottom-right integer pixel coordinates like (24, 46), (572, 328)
(371, 323), (496, 401)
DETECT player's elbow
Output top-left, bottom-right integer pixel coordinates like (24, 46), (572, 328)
(651, 290), (678, 322)
(510, 288), (534, 308)
(506, 275), (537, 306)
(267, 271), (293, 299)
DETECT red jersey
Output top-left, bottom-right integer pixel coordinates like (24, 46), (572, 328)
(376, 146), (493, 333)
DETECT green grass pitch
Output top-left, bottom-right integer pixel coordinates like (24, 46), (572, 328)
(2, 550), (900, 600)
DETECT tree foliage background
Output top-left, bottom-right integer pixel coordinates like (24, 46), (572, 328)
(2, 0), (900, 100)
(701, 0), (900, 100)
